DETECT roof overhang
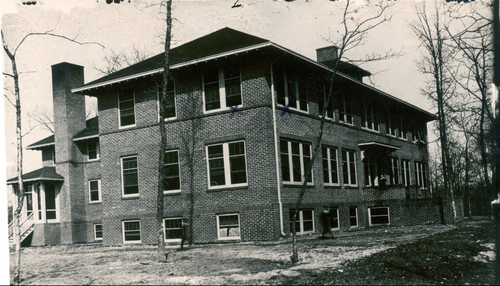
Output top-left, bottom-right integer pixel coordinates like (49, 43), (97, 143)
(73, 134), (99, 142)
(7, 177), (64, 185)
(358, 142), (400, 159)
(26, 142), (55, 150)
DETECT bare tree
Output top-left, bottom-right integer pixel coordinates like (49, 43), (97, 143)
(289, 0), (398, 264)
(410, 0), (458, 221)
(29, 100), (98, 133)
(94, 44), (151, 75)
(2, 23), (102, 285)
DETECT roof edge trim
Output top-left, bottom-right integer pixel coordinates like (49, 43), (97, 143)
(7, 177), (65, 185)
(73, 134), (99, 142)
(26, 142), (55, 150)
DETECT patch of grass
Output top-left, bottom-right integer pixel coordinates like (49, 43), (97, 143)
(285, 220), (495, 285)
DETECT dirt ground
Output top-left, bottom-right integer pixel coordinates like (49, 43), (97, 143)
(9, 219), (493, 285)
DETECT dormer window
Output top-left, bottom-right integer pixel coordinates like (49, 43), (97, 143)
(88, 139), (100, 161)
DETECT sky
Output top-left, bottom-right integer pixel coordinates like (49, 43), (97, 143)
(0, 0), (480, 282)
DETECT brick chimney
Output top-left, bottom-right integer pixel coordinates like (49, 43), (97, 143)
(316, 45), (339, 65)
(51, 62), (86, 244)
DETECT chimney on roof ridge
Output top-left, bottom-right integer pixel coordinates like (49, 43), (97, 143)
(316, 45), (339, 65)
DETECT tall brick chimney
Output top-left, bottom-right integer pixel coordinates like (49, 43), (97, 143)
(316, 45), (339, 66)
(51, 62), (87, 244)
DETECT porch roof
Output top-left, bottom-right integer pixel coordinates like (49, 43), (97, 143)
(358, 141), (400, 153)
(6, 167), (64, 184)
(26, 135), (55, 150)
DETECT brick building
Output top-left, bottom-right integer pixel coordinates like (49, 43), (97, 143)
(7, 28), (463, 246)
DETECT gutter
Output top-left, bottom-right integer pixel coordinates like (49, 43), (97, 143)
(270, 63), (286, 237)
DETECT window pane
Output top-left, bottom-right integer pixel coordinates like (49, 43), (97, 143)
(209, 158), (225, 186)
(298, 78), (307, 111)
(208, 145), (223, 159)
(275, 68), (286, 105)
(287, 73), (297, 108)
(164, 219), (183, 239)
(95, 224), (103, 238)
(218, 215), (240, 238)
(230, 156), (247, 184)
(225, 66), (241, 107)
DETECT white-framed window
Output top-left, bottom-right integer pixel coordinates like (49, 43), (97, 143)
(122, 220), (141, 243)
(87, 140), (100, 161)
(364, 157), (379, 187)
(415, 161), (427, 189)
(280, 140), (313, 184)
(164, 150), (181, 193)
(386, 112), (398, 137)
(361, 103), (379, 132)
(203, 65), (242, 113)
(121, 156), (139, 197)
(217, 214), (240, 240)
(158, 82), (176, 119)
(163, 218), (183, 242)
(289, 209), (314, 234)
(342, 149), (357, 186)
(402, 159), (411, 187)
(390, 157), (399, 185)
(118, 89), (135, 128)
(369, 206), (390, 226)
(94, 224), (103, 241)
(322, 146), (339, 185)
(338, 95), (353, 124)
(399, 118), (408, 140)
(206, 141), (247, 189)
(88, 179), (101, 203)
(412, 123), (426, 143)
(329, 208), (340, 230)
(24, 184), (33, 218)
(317, 84), (334, 119)
(349, 206), (358, 228)
(45, 182), (58, 222)
(275, 67), (308, 113)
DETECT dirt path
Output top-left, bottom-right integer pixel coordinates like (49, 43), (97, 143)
(11, 222), (460, 285)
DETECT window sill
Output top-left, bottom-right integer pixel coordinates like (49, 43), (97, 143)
(217, 238), (241, 242)
(204, 106), (241, 115)
(163, 190), (181, 196)
(324, 184), (340, 189)
(277, 104), (309, 115)
(89, 201), (102, 204)
(121, 195), (139, 200)
(339, 121), (353, 126)
(87, 158), (100, 162)
(123, 240), (141, 244)
(361, 127), (380, 133)
(343, 185), (359, 189)
(207, 185), (248, 192)
(94, 238), (103, 241)
(119, 124), (137, 130)
(283, 183), (315, 188)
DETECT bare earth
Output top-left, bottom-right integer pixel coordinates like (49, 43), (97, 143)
(10, 223), (461, 285)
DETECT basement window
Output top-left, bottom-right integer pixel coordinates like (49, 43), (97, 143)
(369, 206), (390, 226)
(122, 220), (141, 243)
(217, 214), (240, 240)
(94, 224), (103, 241)
(164, 218), (183, 242)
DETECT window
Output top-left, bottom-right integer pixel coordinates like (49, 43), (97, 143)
(342, 150), (357, 186)
(412, 123), (426, 143)
(119, 89), (135, 127)
(164, 150), (180, 193)
(390, 158), (399, 185)
(415, 161), (427, 189)
(349, 207), (358, 227)
(386, 112), (398, 137)
(289, 209), (314, 234)
(337, 95), (353, 124)
(206, 141), (247, 189)
(369, 206), (390, 226)
(25, 185), (33, 217)
(35, 184), (42, 220)
(88, 140), (100, 161)
(329, 208), (340, 230)
(89, 179), (101, 203)
(317, 84), (334, 119)
(121, 156), (139, 196)
(322, 147), (339, 185)
(275, 67), (308, 112)
(361, 103), (379, 131)
(280, 140), (313, 184)
(364, 157), (380, 187)
(45, 182), (57, 220)
(94, 224), (103, 240)
(402, 159), (411, 187)
(203, 66), (242, 112)
(164, 218), (183, 241)
(217, 214), (240, 240)
(399, 118), (408, 139)
(122, 220), (141, 243)
(158, 82), (176, 119)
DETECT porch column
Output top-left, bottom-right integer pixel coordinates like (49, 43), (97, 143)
(40, 182), (46, 222)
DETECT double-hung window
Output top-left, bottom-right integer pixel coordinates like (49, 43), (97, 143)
(289, 209), (314, 234)
(369, 206), (390, 226)
(275, 67), (308, 112)
(206, 141), (247, 189)
(349, 207), (358, 228)
(390, 158), (399, 185)
(87, 140), (100, 161)
(121, 156), (139, 196)
(164, 150), (180, 193)
(280, 140), (313, 184)
(203, 66), (242, 113)
(364, 157), (379, 187)
(118, 89), (135, 127)
(317, 84), (334, 119)
(89, 179), (101, 203)
(361, 103), (379, 132)
(386, 112), (398, 137)
(94, 224), (103, 241)
(158, 82), (176, 119)
(342, 150), (357, 186)
(402, 159), (411, 187)
(337, 95), (353, 124)
(122, 220), (141, 243)
(164, 218), (183, 241)
(322, 146), (339, 185)
(217, 214), (240, 240)
(415, 161), (427, 189)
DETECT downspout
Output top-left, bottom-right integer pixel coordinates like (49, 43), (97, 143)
(270, 63), (286, 237)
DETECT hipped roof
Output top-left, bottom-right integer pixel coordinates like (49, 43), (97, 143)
(6, 167), (64, 184)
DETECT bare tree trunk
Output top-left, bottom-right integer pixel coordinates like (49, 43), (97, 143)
(157, 0), (173, 262)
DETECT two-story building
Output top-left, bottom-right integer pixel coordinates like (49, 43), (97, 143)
(7, 27), (463, 246)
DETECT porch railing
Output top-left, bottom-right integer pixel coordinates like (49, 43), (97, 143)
(8, 212), (34, 243)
